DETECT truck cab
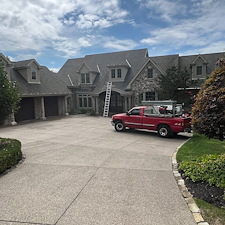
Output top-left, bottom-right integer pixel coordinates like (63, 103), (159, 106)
(111, 101), (191, 138)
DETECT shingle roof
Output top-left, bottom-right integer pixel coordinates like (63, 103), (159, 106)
(13, 59), (38, 69)
(58, 48), (149, 94)
(179, 52), (225, 74)
(10, 66), (71, 97)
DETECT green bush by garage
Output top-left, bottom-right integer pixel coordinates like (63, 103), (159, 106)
(0, 137), (22, 174)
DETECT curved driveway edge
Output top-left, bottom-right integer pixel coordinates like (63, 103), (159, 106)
(172, 145), (209, 225)
(0, 115), (196, 225)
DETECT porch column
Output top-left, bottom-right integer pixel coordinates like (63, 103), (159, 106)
(128, 97), (132, 109)
(65, 96), (69, 115)
(95, 97), (99, 115)
(124, 97), (128, 111)
(40, 97), (46, 120)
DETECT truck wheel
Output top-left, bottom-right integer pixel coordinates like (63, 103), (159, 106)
(115, 121), (125, 132)
(157, 125), (171, 138)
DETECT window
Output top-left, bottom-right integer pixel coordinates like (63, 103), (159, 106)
(81, 73), (90, 83)
(79, 95), (92, 108)
(147, 68), (153, 78)
(111, 68), (122, 79)
(117, 69), (121, 78)
(32, 71), (37, 79)
(129, 108), (140, 116)
(111, 69), (115, 78)
(145, 92), (155, 101)
(144, 106), (158, 115)
(196, 66), (202, 75)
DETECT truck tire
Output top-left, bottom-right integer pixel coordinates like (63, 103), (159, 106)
(115, 121), (125, 132)
(157, 125), (172, 138)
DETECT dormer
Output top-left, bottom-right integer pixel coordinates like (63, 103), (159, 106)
(77, 62), (98, 85)
(191, 55), (208, 80)
(108, 60), (131, 82)
(0, 53), (13, 80)
(13, 59), (42, 84)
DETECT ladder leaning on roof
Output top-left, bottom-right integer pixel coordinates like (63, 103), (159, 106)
(103, 82), (112, 117)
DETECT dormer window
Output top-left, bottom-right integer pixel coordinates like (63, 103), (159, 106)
(111, 68), (122, 79)
(147, 68), (153, 78)
(81, 73), (90, 83)
(117, 69), (121, 78)
(196, 66), (202, 75)
(32, 70), (37, 80)
(111, 69), (116, 78)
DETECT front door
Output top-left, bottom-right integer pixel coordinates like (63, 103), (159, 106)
(110, 91), (123, 113)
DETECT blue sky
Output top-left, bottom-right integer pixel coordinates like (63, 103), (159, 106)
(1, 0), (225, 72)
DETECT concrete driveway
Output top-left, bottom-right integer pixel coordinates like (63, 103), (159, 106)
(0, 115), (196, 225)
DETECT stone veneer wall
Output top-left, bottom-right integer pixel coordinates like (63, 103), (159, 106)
(131, 62), (161, 105)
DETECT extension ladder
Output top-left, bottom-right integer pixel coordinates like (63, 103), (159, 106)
(103, 82), (112, 117)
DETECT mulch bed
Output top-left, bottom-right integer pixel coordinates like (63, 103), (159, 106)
(184, 177), (225, 208)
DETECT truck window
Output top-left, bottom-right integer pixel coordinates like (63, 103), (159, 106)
(129, 108), (140, 116)
(144, 106), (159, 116)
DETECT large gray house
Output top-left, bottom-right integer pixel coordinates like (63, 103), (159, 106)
(1, 49), (224, 125)
(58, 48), (224, 115)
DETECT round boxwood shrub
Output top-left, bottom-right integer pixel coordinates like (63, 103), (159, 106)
(0, 138), (22, 174)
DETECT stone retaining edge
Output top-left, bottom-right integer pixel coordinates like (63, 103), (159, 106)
(172, 143), (209, 225)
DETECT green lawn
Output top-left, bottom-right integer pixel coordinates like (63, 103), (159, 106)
(176, 133), (225, 162)
(177, 133), (225, 225)
(194, 199), (225, 225)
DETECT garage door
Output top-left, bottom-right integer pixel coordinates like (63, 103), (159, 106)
(44, 97), (58, 117)
(15, 97), (35, 122)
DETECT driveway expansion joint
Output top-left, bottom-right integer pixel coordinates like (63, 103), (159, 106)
(172, 145), (209, 225)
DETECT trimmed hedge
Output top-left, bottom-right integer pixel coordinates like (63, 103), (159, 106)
(179, 154), (225, 192)
(0, 138), (22, 174)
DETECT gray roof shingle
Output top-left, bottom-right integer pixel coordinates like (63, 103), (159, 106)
(58, 49), (149, 94)
(10, 65), (71, 97)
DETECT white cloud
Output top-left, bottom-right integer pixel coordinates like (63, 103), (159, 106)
(0, 0), (128, 56)
(140, 0), (225, 54)
(8, 52), (43, 62)
(104, 38), (138, 51)
(181, 41), (225, 56)
(49, 68), (60, 73)
(136, 0), (187, 22)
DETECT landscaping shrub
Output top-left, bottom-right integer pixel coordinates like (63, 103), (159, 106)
(192, 65), (225, 141)
(179, 154), (225, 194)
(0, 138), (22, 174)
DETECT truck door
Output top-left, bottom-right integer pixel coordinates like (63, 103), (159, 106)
(124, 108), (142, 129)
(142, 106), (159, 130)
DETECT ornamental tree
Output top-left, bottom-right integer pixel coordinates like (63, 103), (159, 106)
(0, 65), (21, 125)
(192, 62), (225, 140)
(158, 66), (193, 100)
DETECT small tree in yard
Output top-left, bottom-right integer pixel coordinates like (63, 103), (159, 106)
(192, 60), (225, 141)
(0, 65), (21, 125)
(158, 66), (193, 100)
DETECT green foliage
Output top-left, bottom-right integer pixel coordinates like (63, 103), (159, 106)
(192, 66), (225, 140)
(0, 138), (22, 174)
(194, 198), (225, 225)
(176, 133), (225, 163)
(179, 154), (225, 190)
(158, 66), (194, 100)
(0, 66), (21, 125)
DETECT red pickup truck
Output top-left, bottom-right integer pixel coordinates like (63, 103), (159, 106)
(111, 106), (191, 137)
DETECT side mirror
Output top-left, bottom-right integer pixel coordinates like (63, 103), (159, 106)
(126, 112), (130, 116)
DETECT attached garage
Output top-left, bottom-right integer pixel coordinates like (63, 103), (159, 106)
(44, 96), (58, 117)
(15, 97), (35, 122)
